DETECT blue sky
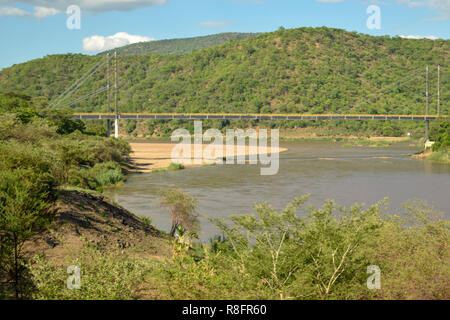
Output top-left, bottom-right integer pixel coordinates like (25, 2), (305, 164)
(0, 0), (449, 70)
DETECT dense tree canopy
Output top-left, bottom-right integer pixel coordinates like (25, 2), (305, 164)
(100, 32), (258, 56)
(0, 27), (447, 118)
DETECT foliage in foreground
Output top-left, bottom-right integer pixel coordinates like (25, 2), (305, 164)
(7, 196), (448, 300)
(0, 92), (131, 191)
(28, 243), (152, 300)
(155, 196), (449, 300)
(159, 186), (199, 237)
(0, 92), (133, 298)
(0, 169), (54, 298)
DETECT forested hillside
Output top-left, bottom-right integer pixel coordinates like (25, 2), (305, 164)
(0, 27), (448, 118)
(100, 32), (258, 56)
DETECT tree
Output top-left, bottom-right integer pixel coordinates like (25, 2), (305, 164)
(159, 186), (199, 237)
(39, 109), (85, 135)
(432, 120), (450, 151)
(0, 169), (54, 298)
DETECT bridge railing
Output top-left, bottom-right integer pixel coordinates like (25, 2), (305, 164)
(73, 112), (448, 121)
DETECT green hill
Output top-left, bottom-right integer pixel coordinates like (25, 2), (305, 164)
(0, 27), (448, 119)
(99, 32), (259, 56)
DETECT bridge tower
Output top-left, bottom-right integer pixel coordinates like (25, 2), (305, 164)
(106, 53), (111, 137)
(114, 51), (119, 139)
(425, 66), (429, 142)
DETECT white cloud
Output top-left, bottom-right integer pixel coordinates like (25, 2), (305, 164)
(0, 5), (60, 18)
(33, 6), (60, 18)
(198, 20), (233, 27)
(399, 34), (439, 39)
(397, 0), (450, 20)
(0, 6), (29, 16)
(0, 0), (167, 14)
(83, 32), (154, 52)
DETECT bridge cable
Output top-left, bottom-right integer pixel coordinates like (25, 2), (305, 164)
(53, 60), (107, 108)
(57, 86), (109, 109)
(50, 58), (108, 108)
(49, 58), (105, 108)
(342, 67), (426, 112)
(57, 86), (110, 109)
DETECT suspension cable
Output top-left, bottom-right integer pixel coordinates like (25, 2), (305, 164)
(343, 67), (426, 111)
(57, 86), (109, 109)
(50, 57), (108, 108)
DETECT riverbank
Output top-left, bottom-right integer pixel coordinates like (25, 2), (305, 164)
(128, 142), (288, 173)
(25, 188), (168, 262)
(17, 187), (450, 300)
(126, 136), (419, 173)
(413, 149), (450, 163)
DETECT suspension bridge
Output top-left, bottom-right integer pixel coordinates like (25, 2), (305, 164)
(73, 112), (445, 121)
(48, 52), (447, 141)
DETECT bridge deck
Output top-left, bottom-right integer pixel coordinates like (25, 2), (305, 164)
(73, 113), (447, 121)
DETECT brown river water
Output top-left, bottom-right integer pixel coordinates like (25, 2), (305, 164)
(105, 141), (450, 241)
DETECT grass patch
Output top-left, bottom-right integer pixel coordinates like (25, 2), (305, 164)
(139, 216), (153, 226)
(342, 139), (393, 148)
(152, 162), (185, 173)
(167, 162), (185, 171)
(426, 151), (450, 163)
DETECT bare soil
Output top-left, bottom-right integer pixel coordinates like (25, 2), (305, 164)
(25, 189), (170, 262)
(129, 142), (288, 173)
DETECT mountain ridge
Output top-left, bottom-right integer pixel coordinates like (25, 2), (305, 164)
(98, 32), (259, 56)
(0, 27), (448, 118)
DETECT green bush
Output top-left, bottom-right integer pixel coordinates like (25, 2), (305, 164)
(432, 121), (450, 152)
(39, 109), (85, 135)
(155, 196), (449, 300)
(167, 162), (185, 171)
(67, 162), (125, 190)
(125, 120), (137, 134)
(28, 244), (152, 300)
(160, 186), (198, 237)
(92, 162), (125, 186)
(0, 169), (54, 298)
(0, 141), (55, 173)
(84, 122), (108, 137)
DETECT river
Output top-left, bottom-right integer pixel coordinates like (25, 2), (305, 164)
(105, 141), (450, 241)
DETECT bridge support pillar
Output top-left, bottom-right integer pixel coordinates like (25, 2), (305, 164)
(114, 118), (119, 139)
(425, 119), (429, 142)
(107, 119), (111, 138)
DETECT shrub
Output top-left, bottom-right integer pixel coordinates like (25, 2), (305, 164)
(156, 196), (449, 300)
(432, 120), (450, 152)
(167, 162), (185, 171)
(67, 162), (125, 190)
(125, 120), (137, 134)
(92, 162), (125, 186)
(0, 141), (55, 173)
(159, 186), (199, 237)
(39, 109), (85, 135)
(0, 169), (54, 298)
(28, 244), (152, 300)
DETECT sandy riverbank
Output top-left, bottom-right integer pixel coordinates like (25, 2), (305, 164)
(129, 142), (288, 172)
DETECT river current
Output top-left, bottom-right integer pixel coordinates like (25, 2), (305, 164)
(105, 141), (450, 241)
